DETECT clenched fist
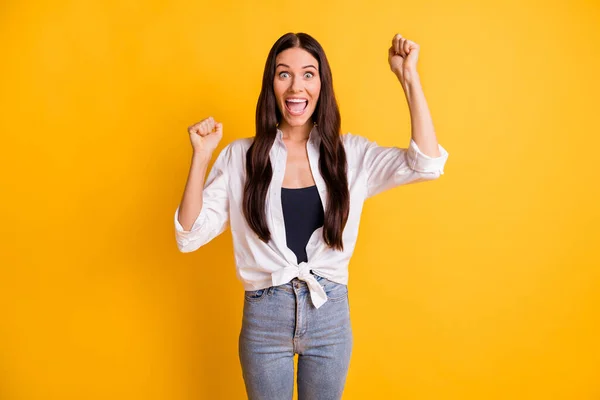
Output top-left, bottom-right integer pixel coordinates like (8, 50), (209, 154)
(388, 33), (420, 86)
(187, 116), (223, 156)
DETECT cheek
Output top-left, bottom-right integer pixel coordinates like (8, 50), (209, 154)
(310, 85), (321, 105)
(273, 82), (285, 101)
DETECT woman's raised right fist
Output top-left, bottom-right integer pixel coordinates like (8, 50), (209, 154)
(187, 116), (223, 155)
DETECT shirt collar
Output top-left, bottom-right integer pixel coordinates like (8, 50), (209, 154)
(275, 123), (321, 148)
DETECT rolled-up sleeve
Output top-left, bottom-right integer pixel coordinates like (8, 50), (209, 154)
(360, 135), (449, 199)
(174, 144), (232, 252)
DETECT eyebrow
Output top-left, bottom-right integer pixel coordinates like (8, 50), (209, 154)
(276, 63), (318, 70)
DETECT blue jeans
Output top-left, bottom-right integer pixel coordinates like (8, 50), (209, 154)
(238, 272), (353, 400)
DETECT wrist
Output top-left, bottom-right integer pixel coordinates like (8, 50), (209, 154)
(399, 76), (422, 102)
(192, 150), (212, 162)
(395, 70), (420, 87)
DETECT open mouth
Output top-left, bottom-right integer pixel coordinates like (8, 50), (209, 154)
(285, 99), (308, 116)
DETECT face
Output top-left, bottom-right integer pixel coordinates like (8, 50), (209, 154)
(273, 47), (321, 130)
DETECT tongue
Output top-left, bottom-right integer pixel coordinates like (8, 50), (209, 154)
(287, 101), (306, 112)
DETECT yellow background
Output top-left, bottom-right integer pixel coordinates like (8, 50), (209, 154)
(1, 0), (599, 399)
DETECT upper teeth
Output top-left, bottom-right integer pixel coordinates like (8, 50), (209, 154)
(287, 99), (307, 103)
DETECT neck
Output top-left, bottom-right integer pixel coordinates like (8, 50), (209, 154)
(278, 120), (314, 142)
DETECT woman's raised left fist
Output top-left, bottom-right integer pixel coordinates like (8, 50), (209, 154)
(388, 33), (420, 85)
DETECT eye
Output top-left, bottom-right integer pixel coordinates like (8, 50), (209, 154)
(278, 71), (290, 78)
(304, 72), (314, 78)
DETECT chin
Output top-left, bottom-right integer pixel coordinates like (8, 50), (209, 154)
(286, 119), (309, 127)
(282, 112), (315, 127)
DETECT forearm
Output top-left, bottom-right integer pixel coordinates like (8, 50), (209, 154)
(398, 73), (441, 158)
(177, 152), (212, 231)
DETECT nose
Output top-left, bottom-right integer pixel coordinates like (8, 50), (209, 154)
(290, 75), (303, 92)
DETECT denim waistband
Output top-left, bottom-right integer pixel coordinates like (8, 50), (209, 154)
(275, 271), (325, 294)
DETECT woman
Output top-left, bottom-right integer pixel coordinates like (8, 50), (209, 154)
(175, 32), (449, 400)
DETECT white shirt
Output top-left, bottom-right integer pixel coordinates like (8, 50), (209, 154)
(174, 126), (449, 309)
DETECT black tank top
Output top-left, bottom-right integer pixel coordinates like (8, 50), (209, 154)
(281, 184), (324, 264)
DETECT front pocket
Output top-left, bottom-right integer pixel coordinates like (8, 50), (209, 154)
(324, 282), (348, 303)
(244, 288), (268, 303)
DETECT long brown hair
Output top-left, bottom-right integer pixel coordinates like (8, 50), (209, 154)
(243, 32), (349, 252)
